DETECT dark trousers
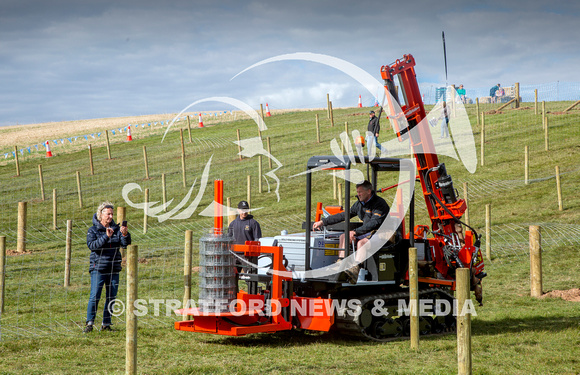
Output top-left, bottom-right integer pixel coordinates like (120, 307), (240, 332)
(86, 270), (119, 325)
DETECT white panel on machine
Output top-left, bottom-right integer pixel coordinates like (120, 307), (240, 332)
(257, 231), (341, 275)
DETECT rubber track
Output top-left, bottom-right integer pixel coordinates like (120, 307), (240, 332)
(334, 287), (456, 342)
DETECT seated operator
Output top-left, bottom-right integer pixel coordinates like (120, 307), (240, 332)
(312, 180), (389, 283)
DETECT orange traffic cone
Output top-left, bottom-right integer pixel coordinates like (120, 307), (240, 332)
(266, 103), (271, 117)
(198, 113), (204, 128)
(45, 141), (53, 157)
(358, 95), (362, 108)
(126, 126), (133, 141)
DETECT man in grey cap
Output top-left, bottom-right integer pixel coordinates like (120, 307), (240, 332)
(367, 110), (385, 155)
(228, 200), (262, 245)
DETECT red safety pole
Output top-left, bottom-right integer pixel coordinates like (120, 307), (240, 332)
(214, 179), (223, 235)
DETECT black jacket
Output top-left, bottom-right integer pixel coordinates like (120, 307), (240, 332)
(87, 214), (131, 273)
(368, 116), (380, 135)
(228, 215), (262, 245)
(322, 193), (389, 236)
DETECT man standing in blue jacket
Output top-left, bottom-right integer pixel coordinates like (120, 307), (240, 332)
(84, 202), (131, 333)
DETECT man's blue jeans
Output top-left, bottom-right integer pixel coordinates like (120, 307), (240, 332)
(366, 135), (384, 156)
(86, 270), (119, 326)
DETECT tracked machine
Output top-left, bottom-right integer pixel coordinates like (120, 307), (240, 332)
(175, 54), (487, 341)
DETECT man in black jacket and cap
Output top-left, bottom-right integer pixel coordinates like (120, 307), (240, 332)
(228, 200), (262, 245)
(313, 180), (389, 283)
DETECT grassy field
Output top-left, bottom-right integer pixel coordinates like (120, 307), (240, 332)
(0, 101), (579, 374)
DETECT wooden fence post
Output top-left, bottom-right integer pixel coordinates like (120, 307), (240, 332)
(64, 220), (72, 287)
(544, 117), (549, 151)
(0, 236), (6, 313)
(409, 247), (419, 350)
(105, 130), (112, 160)
(485, 204), (491, 261)
(542, 101), (546, 122)
(333, 172), (337, 200)
(183, 230), (193, 321)
(38, 164), (45, 201)
(143, 146), (149, 179)
(53, 189), (58, 230)
(260, 103), (264, 120)
(515, 82), (520, 108)
(17, 202), (27, 253)
(247, 176), (251, 208)
(143, 189), (149, 234)
(76, 171), (83, 208)
(462, 182), (469, 226)
(534, 89), (538, 115)
(126, 244), (138, 375)
(117, 206), (126, 227)
(162, 173), (167, 212)
(258, 156), (262, 194)
(480, 112), (485, 167)
(475, 98), (480, 126)
(330, 101), (334, 127)
(555, 166), (563, 211)
(337, 183), (342, 204)
(456, 268), (472, 374)
(180, 129), (187, 188)
(237, 129), (242, 160)
(563, 100), (580, 113)
(14, 145), (20, 177)
(117, 206), (126, 258)
(524, 146), (529, 185)
(187, 115), (192, 143)
(267, 137), (273, 168)
(327, 93), (331, 119)
(88, 144), (94, 175)
(316, 114), (321, 143)
(529, 226), (542, 298)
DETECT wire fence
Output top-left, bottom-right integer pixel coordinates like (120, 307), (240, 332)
(1, 99), (579, 342)
(419, 81), (580, 105)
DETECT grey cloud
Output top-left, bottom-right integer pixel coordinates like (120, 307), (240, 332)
(1, 0), (580, 125)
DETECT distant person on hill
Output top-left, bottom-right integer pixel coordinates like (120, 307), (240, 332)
(457, 84), (466, 104)
(495, 85), (505, 102)
(490, 83), (501, 103)
(366, 110), (385, 156)
(84, 202), (131, 333)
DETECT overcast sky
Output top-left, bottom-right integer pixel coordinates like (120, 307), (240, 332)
(2, 0), (580, 126)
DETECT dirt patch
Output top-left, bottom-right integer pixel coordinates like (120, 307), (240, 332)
(192, 266), (200, 273)
(6, 249), (33, 256)
(121, 257), (150, 266)
(551, 111), (575, 115)
(540, 288), (580, 302)
(484, 110), (503, 115)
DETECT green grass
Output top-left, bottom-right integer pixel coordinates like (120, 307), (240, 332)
(1, 102), (579, 374)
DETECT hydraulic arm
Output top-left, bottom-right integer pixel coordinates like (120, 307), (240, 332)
(381, 55), (485, 293)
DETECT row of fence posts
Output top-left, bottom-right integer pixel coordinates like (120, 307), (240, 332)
(407, 224), (545, 373)
(0, 206), (550, 373)
(0, 95), (563, 374)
